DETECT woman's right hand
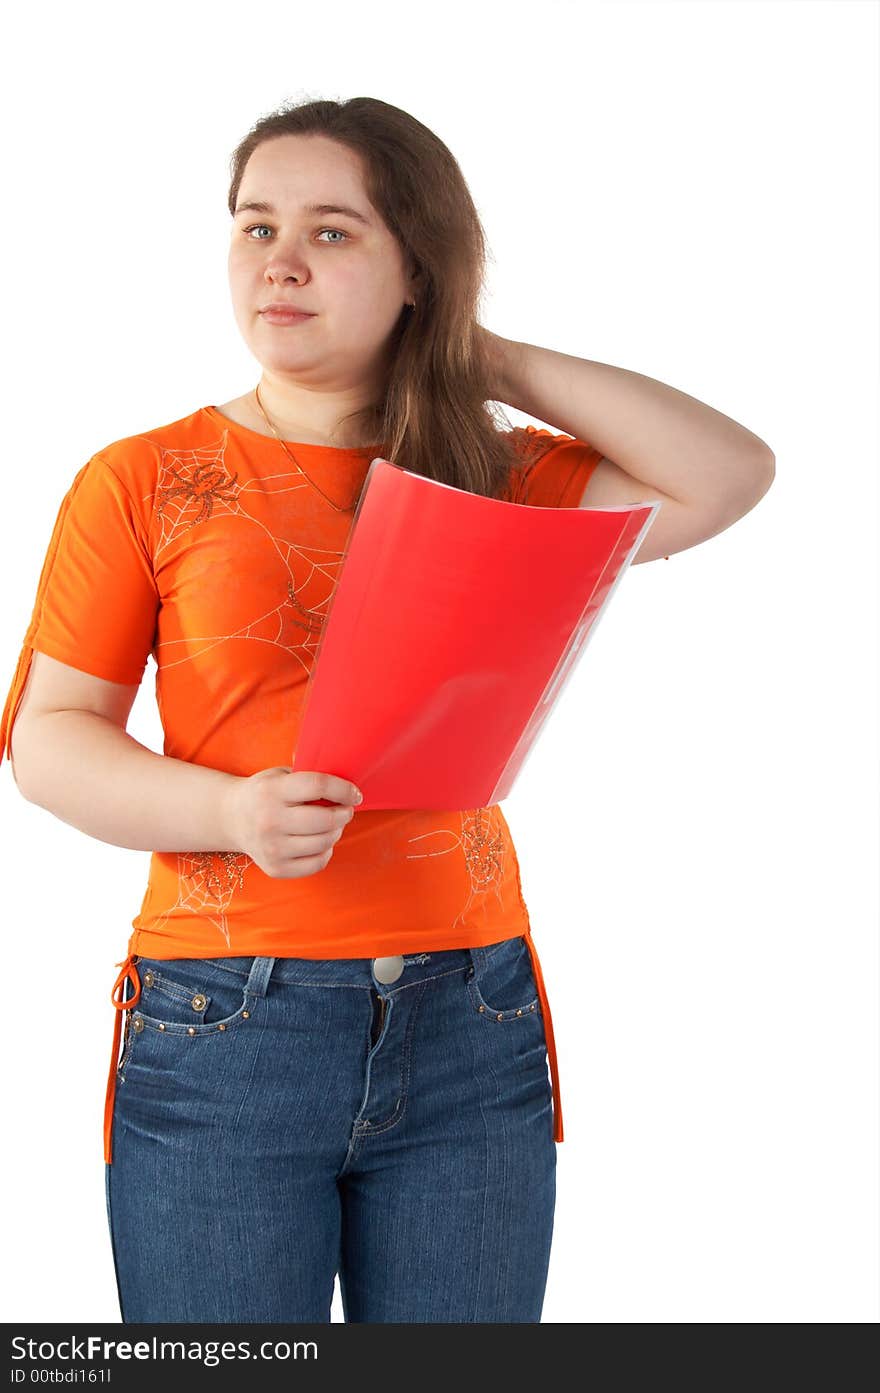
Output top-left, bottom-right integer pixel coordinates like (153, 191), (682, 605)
(221, 767), (362, 878)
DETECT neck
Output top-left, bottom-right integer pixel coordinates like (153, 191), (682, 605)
(253, 378), (380, 450)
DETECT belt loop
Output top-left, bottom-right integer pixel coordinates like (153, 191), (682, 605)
(245, 956), (275, 998)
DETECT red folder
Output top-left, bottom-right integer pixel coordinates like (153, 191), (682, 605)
(292, 457), (660, 810)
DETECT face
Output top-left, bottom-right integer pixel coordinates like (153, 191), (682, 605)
(228, 134), (418, 401)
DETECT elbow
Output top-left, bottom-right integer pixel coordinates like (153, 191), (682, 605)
(755, 446), (776, 492)
(738, 448), (775, 512)
(755, 455), (775, 506)
(8, 750), (30, 803)
(9, 723), (39, 804)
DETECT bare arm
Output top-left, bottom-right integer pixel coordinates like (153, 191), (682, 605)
(12, 709), (240, 852)
(8, 653), (360, 874)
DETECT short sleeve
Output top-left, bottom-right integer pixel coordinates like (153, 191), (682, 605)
(504, 424), (602, 508)
(0, 454), (159, 766)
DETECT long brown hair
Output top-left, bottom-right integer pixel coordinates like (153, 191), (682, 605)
(227, 96), (526, 500)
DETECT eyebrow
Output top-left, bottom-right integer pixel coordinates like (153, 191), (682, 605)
(233, 200), (372, 226)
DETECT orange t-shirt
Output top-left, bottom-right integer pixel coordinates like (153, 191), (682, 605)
(0, 404), (600, 1154)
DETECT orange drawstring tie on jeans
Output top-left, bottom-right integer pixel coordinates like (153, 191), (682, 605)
(103, 934), (564, 1165)
(104, 954), (140, 1165)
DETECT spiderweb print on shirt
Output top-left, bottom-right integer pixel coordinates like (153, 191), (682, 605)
(147, 432), (353, 680)
(405, 806), (509, 932)
(145, 851), (253, 950)
(153, 442), (244, 552)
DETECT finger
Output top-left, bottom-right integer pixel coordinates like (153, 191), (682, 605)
(288, 771), (363, 808)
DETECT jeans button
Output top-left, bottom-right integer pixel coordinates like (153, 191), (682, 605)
(372, 955), (404, 984)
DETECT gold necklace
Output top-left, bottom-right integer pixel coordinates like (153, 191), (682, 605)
(251, 384), (362, 513)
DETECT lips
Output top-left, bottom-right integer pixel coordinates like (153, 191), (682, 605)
(260, 308), (317, 328)
(260, 304), (316, 315)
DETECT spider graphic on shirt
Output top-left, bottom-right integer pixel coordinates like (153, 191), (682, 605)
(284, 578), (326, 639)
(156, 461), (241, 529)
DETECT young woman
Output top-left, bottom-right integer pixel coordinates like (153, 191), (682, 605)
(0, 97), (774, 1324)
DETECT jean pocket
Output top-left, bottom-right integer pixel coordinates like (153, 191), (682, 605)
(467, 937), (540, 1022)
(129, 956), (255, 1038)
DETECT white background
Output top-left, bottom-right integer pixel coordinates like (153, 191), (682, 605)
(1, 0), (876, 1325)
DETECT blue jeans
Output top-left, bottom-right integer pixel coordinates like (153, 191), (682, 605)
(105, 935), (557, 1322)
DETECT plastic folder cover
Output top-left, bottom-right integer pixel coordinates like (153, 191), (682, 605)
(292, 457), (660, 811)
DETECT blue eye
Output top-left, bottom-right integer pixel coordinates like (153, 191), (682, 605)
(243, 224), (348, 244)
